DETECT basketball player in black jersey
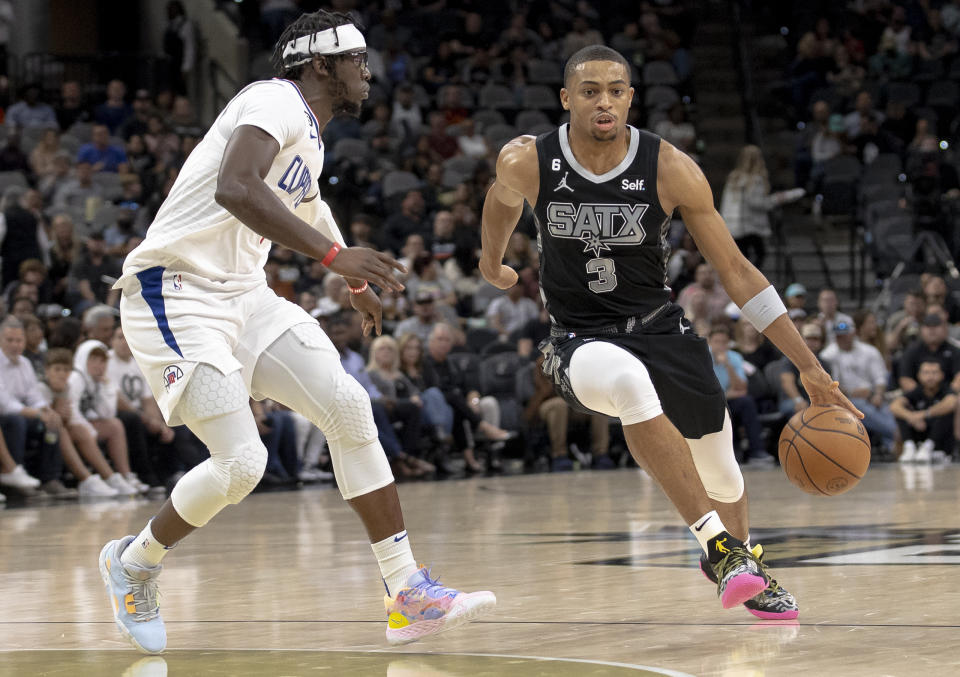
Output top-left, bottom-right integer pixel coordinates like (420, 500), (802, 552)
(479, 45), (862, 619)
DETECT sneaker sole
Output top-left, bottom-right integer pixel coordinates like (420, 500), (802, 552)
(720, 574), (768, 609)
(97, 542), (164, 655)
(746, 607), (800, 620)
(385, 591), (496, 646)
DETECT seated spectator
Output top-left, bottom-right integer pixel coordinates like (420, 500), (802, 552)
(367, 335), (437, 475)
(677, 263), (732, 328)
(774, 322), (833, 417)
(519, 354), (612, 471)
(77, 124), (127, 173)
(395, 293), (444, 344)
(826, 45), (865, 99)
(68, 339), (154, 491)
(404, 253), (458, 312)
(396, 333), (455, 445)
(29, 128), (63, 179)
(843, 91), (884, 139)
(383, 189), (428, 254)
(424, 323), (512, 473)
(52, 160), (103, 208)
(486, 283), (538, 339)
(854, 309), (890, 369)
(0, 130), (30, 173)
(817, 287), (854, 344)
(516, 303), (551, 359)
(923, 275), (960, 323)
(886, 288), (925, 352)
(707, 324), (768, 464)
(898, 312), (960, 393)
(5, 83), (57, 129)
(666, 231), (702, 293)
(21, 314), (46, 378)
(820, 320), (897, 451)
(93, 80), (133, 135)
(654, 102), (697, 158)
(55, 80), (91, 131)
(311, 273), (348, 318)
(456, 118), (487, 158)
(890, 359), (957, 462)
(784, 283), (807, 311)
(38, 151), (73, 203)
(735, 317), (781, 372)
(39, 347), (131, 496)
(0, 316), (69, 496)
(67, 231), (121, 314)
(82, 304), (117, 344)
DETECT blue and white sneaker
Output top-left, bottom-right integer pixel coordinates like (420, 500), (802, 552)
(98, 535), (166, 654)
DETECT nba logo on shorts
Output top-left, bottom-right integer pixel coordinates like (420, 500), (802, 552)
(172, 274), (183, 291)
(163, 365), (184, 391)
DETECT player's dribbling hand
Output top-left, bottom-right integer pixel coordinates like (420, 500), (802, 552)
(330, 247), (406, 293)
(478, 258), (519, 289)
(350, 285), (383, 336)
(799, 367), (864, 419)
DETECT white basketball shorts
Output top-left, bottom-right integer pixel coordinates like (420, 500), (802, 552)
(118, 266), (316, 426)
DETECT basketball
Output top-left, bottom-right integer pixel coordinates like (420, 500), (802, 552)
(778, 405), (871, 496)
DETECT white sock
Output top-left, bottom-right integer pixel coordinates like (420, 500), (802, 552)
(689, 510), (726, 554)
(371, 530), (418, 597)
(121, 521), (173, 569)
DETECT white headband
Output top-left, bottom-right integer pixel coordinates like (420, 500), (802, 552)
(281, 23), (366, 67)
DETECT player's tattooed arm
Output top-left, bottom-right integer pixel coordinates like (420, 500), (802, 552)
(216, 125), (405, 291)
(480, 136), (538, 289)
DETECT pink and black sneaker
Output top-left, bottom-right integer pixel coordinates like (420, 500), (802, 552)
(700, 544), (799, 620)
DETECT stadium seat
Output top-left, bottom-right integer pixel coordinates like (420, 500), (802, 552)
(436, 84), (475, 110)
(527, 59), (563, 85)
(382, 170), (421, 198)
(68, 122), (93, 142)
(478, 84), (516, 110)
(472, 109), (506, 131)
(521, 85), (560, 110)
(0, 171), (29, 193)
(823, 155), (862, 182)
(528, 123), (554, 137)
(332, 138), (371, 163)
(643, 60), (679, 86)
(91, 173), (124, 201)
(465, 327), (499, 354)
(644, 85), (680, 111)
(866, 214), (915, 277)
(447, 352), (481, 392)
(885, 81), (921, 108)
(483, 123), (519, 152)
(515, 109), (550, 132)
(926, 80), (959, 109)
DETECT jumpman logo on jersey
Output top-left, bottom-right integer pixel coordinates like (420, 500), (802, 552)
(554, 171), (574, 193)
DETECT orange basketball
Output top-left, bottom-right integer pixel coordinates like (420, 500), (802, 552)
(778, 405), (871, 496)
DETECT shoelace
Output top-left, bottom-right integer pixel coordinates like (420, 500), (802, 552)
(715, 546), (755, 582)
(122, 569), (161, 622)
(407, 569), (458, 600)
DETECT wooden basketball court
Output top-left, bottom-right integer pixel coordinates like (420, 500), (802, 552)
(2, 465), (958, 676)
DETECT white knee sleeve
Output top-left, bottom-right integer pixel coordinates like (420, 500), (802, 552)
(686, 410), (744, 503)
(568, 341), (663, 425)
(171, 406), (268, 527)
(252, 323), (394, 500)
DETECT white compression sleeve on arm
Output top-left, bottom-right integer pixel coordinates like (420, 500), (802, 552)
(739, 285), (787, 332)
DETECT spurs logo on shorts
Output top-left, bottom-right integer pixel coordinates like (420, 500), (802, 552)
(163, 365), (184, 392)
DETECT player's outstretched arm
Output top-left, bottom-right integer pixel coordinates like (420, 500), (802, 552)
(479, 136), (539, 289)
(215, 125), (404, 292)
(659, 142), (863, 418)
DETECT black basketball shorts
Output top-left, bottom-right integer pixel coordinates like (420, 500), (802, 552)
(539, 303), (727, 439)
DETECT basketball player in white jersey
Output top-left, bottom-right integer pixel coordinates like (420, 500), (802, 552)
(98, 10), (495, 654)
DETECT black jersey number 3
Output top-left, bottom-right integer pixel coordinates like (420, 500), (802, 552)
(586, 257), (618, 293)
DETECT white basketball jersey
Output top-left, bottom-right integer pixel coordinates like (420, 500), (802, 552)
(118, 78), (324, 286)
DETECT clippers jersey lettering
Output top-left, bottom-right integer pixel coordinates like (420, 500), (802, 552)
(533, 124), (672, 328)
(117, 78), (324, 287)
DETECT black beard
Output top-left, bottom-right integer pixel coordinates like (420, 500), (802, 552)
(328, 77), (361, 118)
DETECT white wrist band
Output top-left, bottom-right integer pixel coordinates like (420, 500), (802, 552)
(740, 285), (787, 332)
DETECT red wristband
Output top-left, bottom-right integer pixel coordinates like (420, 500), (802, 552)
(320, 242), (342, 267)
(348, 280), (369, 295)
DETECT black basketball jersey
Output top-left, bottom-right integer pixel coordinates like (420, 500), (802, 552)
(532, 124), (673, 328)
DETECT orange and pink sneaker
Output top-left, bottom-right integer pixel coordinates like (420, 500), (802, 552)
(384, 567), (496, 645)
